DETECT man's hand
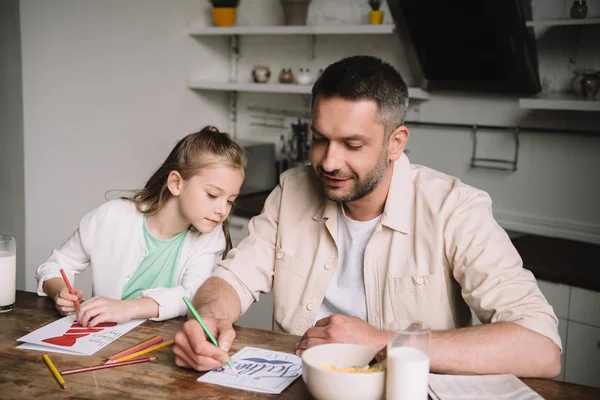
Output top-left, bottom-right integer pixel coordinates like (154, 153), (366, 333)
(76, 296), (134, 327)
(296, 314), (387, 356)
(173, 318), (236, 371)
(53, 286), (84, 316)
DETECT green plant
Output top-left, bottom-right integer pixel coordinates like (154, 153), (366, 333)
(368, 0), (381, 11)
(209, 0), (240, 8)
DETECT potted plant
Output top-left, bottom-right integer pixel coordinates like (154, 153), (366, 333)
(368, 0), (384, 25)
(210, 0), (240, 27)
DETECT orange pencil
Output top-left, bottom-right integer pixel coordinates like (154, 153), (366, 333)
(61, 357), (157, 376)
(102, 335), (163, 364)
(59, 268), (80, 308)
(43, 354), (67, 389)
(112, 340), (174, 363)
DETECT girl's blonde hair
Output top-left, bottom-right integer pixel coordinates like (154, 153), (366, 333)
(127, 126), (246, 257)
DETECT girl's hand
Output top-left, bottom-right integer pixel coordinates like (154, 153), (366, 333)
(76, 296), (134, 327)
(53, 286), (84, 316)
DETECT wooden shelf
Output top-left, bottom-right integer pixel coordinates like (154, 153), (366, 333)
(519, 93), (600, 112)
(187, 24), (395, 36)
(188, 80), (430, 100)
(526, 18), (600, 28)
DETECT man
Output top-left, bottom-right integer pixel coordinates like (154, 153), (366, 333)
(173, 55), (562, 378)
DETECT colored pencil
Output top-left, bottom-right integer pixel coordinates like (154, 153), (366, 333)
(42, 354), (67, 389)
(111, 340), (174, 363)
(182, 296), (238, 374)
(59, 268), (80, 308)
(102, 335), (163, 364)
(61, 357), (156, 376)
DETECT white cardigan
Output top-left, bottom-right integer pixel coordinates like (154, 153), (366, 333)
(35, 199), (225, 321)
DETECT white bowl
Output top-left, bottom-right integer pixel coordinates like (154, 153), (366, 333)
(302, 343), (385, 400)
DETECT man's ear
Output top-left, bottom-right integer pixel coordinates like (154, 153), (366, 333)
(388, 125), (409, 162)
(167, 171), (184, 196)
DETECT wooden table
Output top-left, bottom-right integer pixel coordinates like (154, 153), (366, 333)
(1, 291), (599, 399)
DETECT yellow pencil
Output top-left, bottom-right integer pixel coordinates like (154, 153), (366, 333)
(112, 339), (174, 363)
(42, 354), (66, 390)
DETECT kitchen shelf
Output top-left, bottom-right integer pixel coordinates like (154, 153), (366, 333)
(187, 24), (395, 36)
(188, 79), (431, 100)
(526, 18), (600, 28)
(518, 92), (600, 112)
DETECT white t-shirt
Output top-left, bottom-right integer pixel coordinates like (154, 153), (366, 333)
(315, 205), (382, 323)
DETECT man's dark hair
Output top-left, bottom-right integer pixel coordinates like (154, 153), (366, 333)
(311, 55), (409, 135)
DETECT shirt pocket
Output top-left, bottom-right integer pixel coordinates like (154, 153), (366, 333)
(273, 247), (307, 327)
(386, 273), (448, 327)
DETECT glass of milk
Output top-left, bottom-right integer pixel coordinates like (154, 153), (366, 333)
(0, 235), (16, 312)
(386, 320), (430, 400)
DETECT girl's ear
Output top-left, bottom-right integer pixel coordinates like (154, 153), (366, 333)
(167, 171), (184, 196)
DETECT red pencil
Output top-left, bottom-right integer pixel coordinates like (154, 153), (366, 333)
(59, 268), (80, 308)
(60, 357), (156, 376)
(101, 335), (163, 364)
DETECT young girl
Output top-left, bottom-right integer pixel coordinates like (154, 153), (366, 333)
(36, 126), (246, 327)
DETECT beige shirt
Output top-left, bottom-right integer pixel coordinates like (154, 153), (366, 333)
(213, 155), (562, 350)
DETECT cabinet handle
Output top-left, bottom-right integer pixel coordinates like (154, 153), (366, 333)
(230, 223), (245, 230)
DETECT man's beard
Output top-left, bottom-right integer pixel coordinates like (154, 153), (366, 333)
(319, 150), (388, 203)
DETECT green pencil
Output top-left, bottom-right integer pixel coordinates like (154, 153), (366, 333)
(182, 296), (238, 374)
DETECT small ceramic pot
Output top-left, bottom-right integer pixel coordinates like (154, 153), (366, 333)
(296, 68), (312, 85)
(570, 0), (588, 19)
(252, 66), (271, 83)
(572, 69), (599, 100)
(279, 68), (295, 84)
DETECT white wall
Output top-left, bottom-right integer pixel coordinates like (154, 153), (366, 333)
(0, 0), (26, 289)
(20, 0), (229, 293)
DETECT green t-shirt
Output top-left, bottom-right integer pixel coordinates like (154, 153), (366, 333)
(121, 215), (189, 300)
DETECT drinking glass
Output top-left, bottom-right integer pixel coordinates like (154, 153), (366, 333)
(386, 320), (430, 400)
(0, 235), (16, 312)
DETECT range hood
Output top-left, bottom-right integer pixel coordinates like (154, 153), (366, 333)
(389, 0), (541, 94)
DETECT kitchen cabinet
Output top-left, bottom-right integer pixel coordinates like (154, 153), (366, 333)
(569, 287), (600, 327)
(228, 215), (274, 330)
(565, 321), (600, 388)
(228, 215), (250, 248)
(537, 280), (571, 320)
(557, 318), (568, 381)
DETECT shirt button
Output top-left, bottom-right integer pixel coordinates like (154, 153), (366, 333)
(306, 303), (314, 311)
(415, 276), (424, 285)
(324, 262), (332, 270)
(276, 252), (284, 260)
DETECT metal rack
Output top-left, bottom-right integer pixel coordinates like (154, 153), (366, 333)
(404, 120), (600, 171)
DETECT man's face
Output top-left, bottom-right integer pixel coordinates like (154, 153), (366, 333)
(311, 96), (389, 203)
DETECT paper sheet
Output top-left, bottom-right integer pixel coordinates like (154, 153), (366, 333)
(197, 346), (302, 394)
(16, 315), (145, 356)
(428, 373), (543, 400)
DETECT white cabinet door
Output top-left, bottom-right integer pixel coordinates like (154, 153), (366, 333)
(556, 318), (567, 381)
(236, 291), (274, 331)
(470, 309), (482, 326)
(569, 287), (600, 327)
(228, 215), (274, 330)
(537, 280), (570, 320)
(228, 215), (250, 247)
(565, 321), (600, 388)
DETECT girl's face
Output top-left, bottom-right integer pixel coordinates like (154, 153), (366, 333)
(177, 163), (244, 233)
